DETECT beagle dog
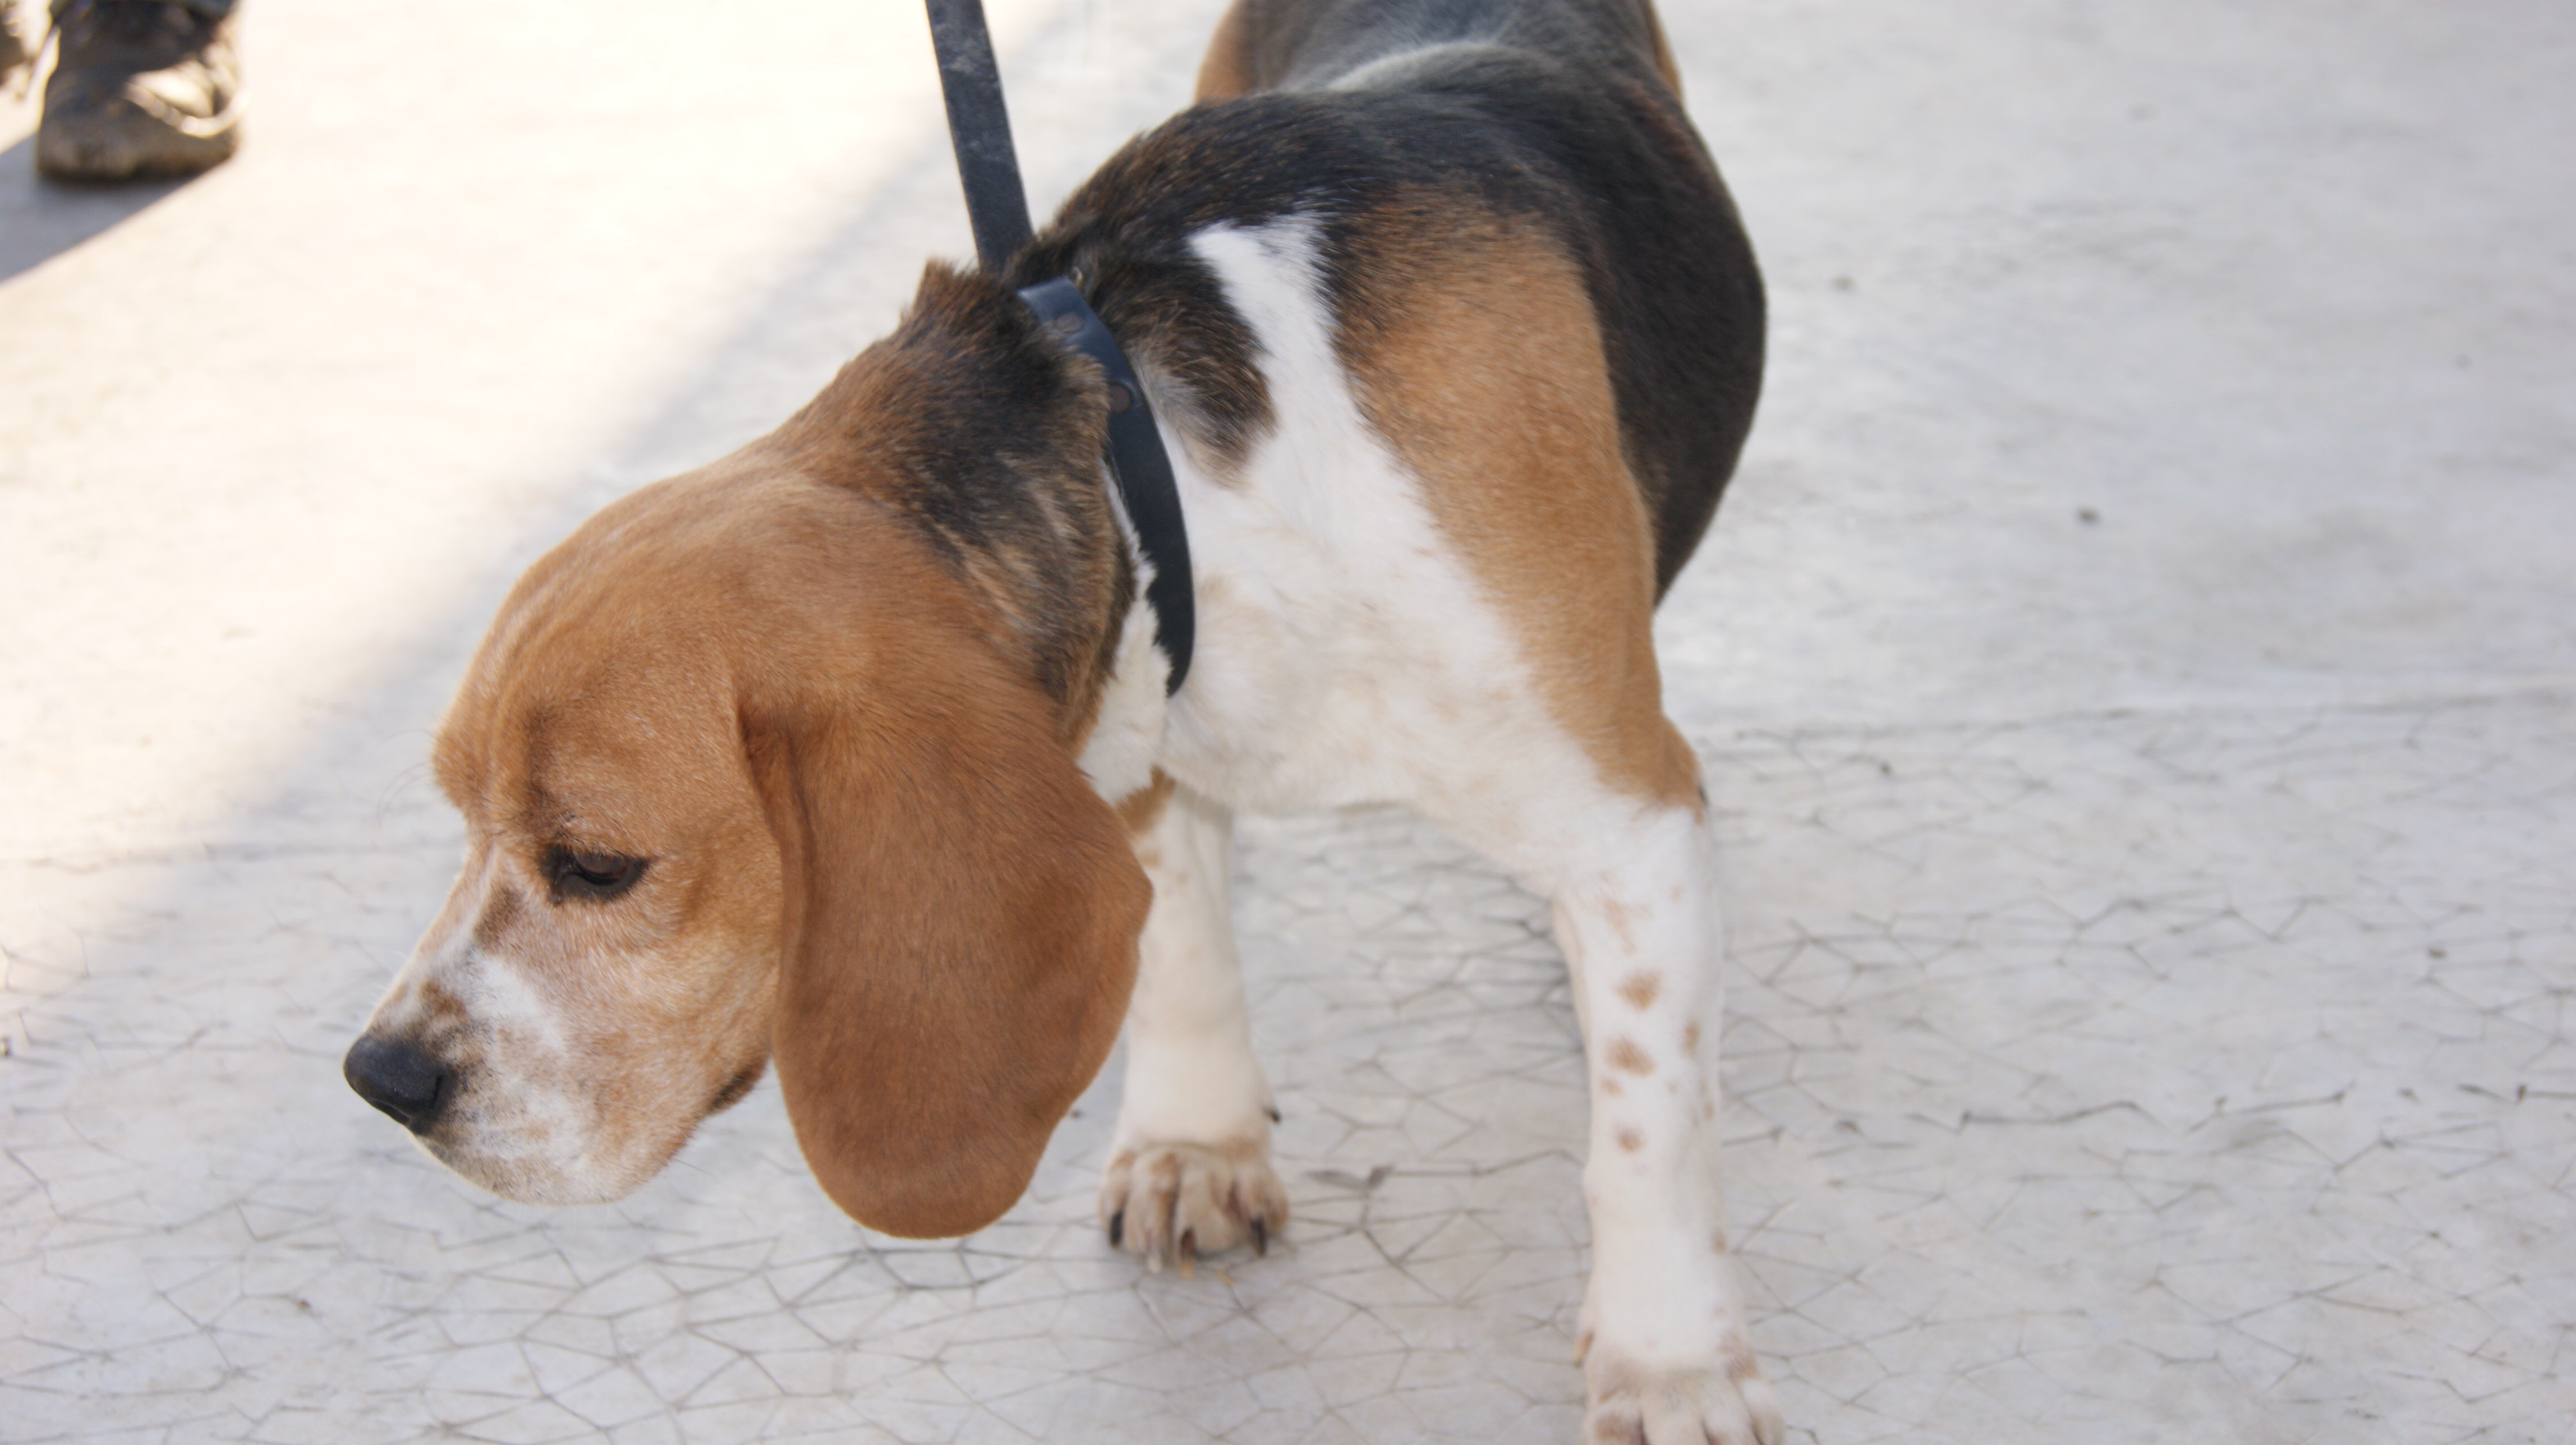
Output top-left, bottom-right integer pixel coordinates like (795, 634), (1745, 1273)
(344, 0), (1772, 1438)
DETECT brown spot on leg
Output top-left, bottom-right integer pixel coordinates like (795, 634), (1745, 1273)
(1710, 1226), (1729, 1253)
(1605, 1037), (1655, 1076)
(1599, 896), (1642, 951)
(1681, 1019), (1700, 1052)
(1614, 1126), (1644, 1153)
(1616, 969), (1662, 1010)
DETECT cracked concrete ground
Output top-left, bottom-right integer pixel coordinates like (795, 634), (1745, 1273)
(3, 1), (2570, 1441)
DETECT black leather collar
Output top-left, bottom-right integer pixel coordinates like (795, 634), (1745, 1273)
(1018, 279), (1196, 693)
(923, 0), (1194, 694)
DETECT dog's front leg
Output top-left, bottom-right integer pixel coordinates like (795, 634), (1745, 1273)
(1099, 775), (1289, 1271)
(1553, 805), (1782, 1445)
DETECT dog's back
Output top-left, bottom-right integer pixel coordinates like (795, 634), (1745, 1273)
(1016, 0), (1763, 597)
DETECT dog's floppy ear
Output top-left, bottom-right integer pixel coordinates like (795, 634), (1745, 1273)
(744, 622), (1149, 1239)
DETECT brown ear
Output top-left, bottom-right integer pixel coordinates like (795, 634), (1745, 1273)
(746, 627), (1149, 1239)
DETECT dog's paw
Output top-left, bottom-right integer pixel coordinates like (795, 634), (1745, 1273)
(1580, 1342), (1783, 1445)
(1098, 1138), (1288, 1274)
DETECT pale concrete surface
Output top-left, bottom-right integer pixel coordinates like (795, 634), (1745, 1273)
(3, 1), (2570, 1441)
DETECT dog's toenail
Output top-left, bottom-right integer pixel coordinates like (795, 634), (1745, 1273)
(1107, 1209), (1124, 1248)
(1252, 1217), (1268, 1256)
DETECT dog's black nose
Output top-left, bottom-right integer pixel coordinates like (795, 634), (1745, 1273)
(343, 1034), (452, 1135)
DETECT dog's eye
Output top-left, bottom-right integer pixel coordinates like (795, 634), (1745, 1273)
(547, 847), (647, 902)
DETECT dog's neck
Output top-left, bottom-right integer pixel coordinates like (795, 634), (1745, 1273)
(767, 260), (1174, 792)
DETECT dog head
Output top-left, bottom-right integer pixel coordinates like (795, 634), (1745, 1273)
(345, 265), (1151, 1237)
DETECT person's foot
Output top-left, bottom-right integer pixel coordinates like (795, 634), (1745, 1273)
(36, 0), (240, 182)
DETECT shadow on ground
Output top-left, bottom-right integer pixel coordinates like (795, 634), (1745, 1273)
(0, 136), (195, 285)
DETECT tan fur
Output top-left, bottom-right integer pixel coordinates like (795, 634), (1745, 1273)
(433, 426), (1147, 1235)
(427, 484), (798, 1196)
(1117, 770), (1180, 837)
(1194, 0), (1261, 101)
(1338, 211), (1701, 808)
(1633, 0), (1682, 94)
(746, 578), (1149, 1237)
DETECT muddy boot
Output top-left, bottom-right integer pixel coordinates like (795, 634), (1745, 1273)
(35, 0), (240, 182)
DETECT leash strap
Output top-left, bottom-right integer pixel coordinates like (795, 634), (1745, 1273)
(921, 0), (1196, 694)
(1018, 279), (1197, 693)
(923, 0), (1033, 272)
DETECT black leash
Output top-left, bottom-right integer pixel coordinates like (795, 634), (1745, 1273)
(922, 0), (1195, 694)
(923, 0), (1033, 273)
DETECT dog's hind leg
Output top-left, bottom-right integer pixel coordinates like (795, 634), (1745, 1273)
(1305, 195), (1777, 1438)
(1548, 793), (1782, 1445)
(1098, 773), (1289, 1271)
